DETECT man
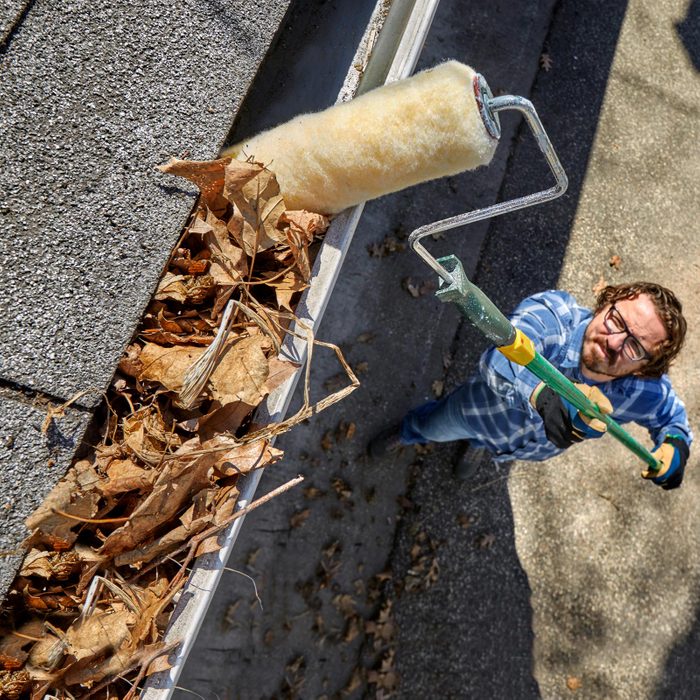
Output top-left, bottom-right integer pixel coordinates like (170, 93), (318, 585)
(368, 282), (692, 488)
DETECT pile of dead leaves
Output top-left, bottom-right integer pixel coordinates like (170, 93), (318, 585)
(0, 157), (357, 698)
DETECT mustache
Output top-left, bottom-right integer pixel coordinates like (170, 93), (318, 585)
(602, 342), (619, 363)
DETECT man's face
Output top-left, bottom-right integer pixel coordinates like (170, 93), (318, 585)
(581, 293), (667, 379)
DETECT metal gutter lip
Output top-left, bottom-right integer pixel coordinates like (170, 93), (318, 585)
(140, 0), (440, 695)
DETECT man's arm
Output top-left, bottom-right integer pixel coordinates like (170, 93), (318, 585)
(480, 290), (579, 413)
(633, 378), (692, 490)
(634, 378), (692, 446)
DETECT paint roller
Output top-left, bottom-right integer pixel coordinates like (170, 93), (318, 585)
(222, 61), (501, 214)
(223, 56), (568, 305)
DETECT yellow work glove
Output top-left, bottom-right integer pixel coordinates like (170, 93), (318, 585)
(533, 382), (613, 449)
(568, 384), (614, 439)
(641, 436), (689, 490)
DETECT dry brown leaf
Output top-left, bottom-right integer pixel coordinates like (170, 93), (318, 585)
(343, 615), (362, 643)
(403, 277), (420, 298)
(24, 461), (102, 550)
(186, 275), (217, 305)
(197, 401), (255, 442)
(30, 607), (135, 681)
(367, 234), (405, 258)
(567, 676), (583, 691)
(123, 406), (179, 464)
(332, 477), (352, 502)
(115, 523), (193, 568)
(457, 513), (477, 529)
(157, 157), (230, 213)
(226, 206), (246, 252)
(0, 670), (31, 699)
(0, 620), (45, 671)
(303, 486), (325, 500)
(333, 593), (356, 617)
(138, 343), (205, 392)
(222, 158), (261, 193)
(279, 210), (329, 280)
(63, 640), (173, 689)
(171, 247), (210, 276)
(25, 631), (62, 671)
(321, 430), (334, 452)
(207, 437), (282, 477)
(66, 608), (135, 664)
(290, 508), (310, 529)
(146, 645), (174, 676)
(156, 307), (186, 333)
(475, 532), (496, 549)
(261, 268), (308, 311)
(282, 655), (306, 696)
(178, 488), (215, 534)
(127, 577), (171, 646)
(119, 343), (143, 378)
(201, 208), (248, 286)
(154, 272), (188, 303)
(154, 271), (216, 305)
(209, 335), (272, 406)
(140, 329), (213, 346)
(223, 161), (287, 254)
(19, 580), (79, 613)
(334, 420), (355, 442)
(194, 532), (224, 557)
(210, 483), (241, 526)
(262, 357), (300, 396)
(432, 379), (444, 398)
(98, 458), (154, 497)
(99, 439), (217, 558)
(284, 222), (311, 279)
(281, 210), (329, 239)
(609, 254), (622, 269)
(106, 438), (277, 561)
(93, 443), (125, 469)
(19, 549), (81, 580)
(18, 550), (55, 580)
(540, 53), (553, 71)
(341, 667), (364, 696)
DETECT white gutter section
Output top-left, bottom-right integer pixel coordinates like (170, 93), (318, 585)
(141, 0), (440, 695)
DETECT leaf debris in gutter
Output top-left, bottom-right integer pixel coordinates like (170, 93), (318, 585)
(0, 157), (358, 697)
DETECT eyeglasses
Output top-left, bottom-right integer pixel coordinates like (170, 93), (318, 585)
(603, 305), (653, 362)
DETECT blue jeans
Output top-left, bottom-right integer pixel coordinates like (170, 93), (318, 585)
(400, 383), (484, 445)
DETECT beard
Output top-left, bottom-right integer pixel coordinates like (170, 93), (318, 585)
(580, 339), (628, 378)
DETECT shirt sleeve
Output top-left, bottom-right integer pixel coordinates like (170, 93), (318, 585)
(479, 292), (575, 414)
(630, 377), (693, 448)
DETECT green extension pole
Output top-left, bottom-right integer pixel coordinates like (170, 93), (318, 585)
(435, 255), (662, 472)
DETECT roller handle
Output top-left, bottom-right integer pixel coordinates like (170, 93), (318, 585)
(409, 74), (568, 288)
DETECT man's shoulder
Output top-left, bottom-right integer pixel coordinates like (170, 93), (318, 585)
(516, 289), (589, 323)
(609, 372), (673, 400)
(525, 289), (580, 307)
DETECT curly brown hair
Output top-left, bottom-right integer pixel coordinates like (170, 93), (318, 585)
(594, 282), (687, 378)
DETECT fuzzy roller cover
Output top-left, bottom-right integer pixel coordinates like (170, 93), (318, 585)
(222, 61), (498, 214)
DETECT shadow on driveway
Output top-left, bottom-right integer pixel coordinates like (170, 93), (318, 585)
(389, 0), (630, 696)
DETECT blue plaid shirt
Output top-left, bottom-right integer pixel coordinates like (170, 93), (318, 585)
(411, 290), (692, 462)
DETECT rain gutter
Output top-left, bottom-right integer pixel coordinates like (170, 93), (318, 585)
(141, 0), (440, 695)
